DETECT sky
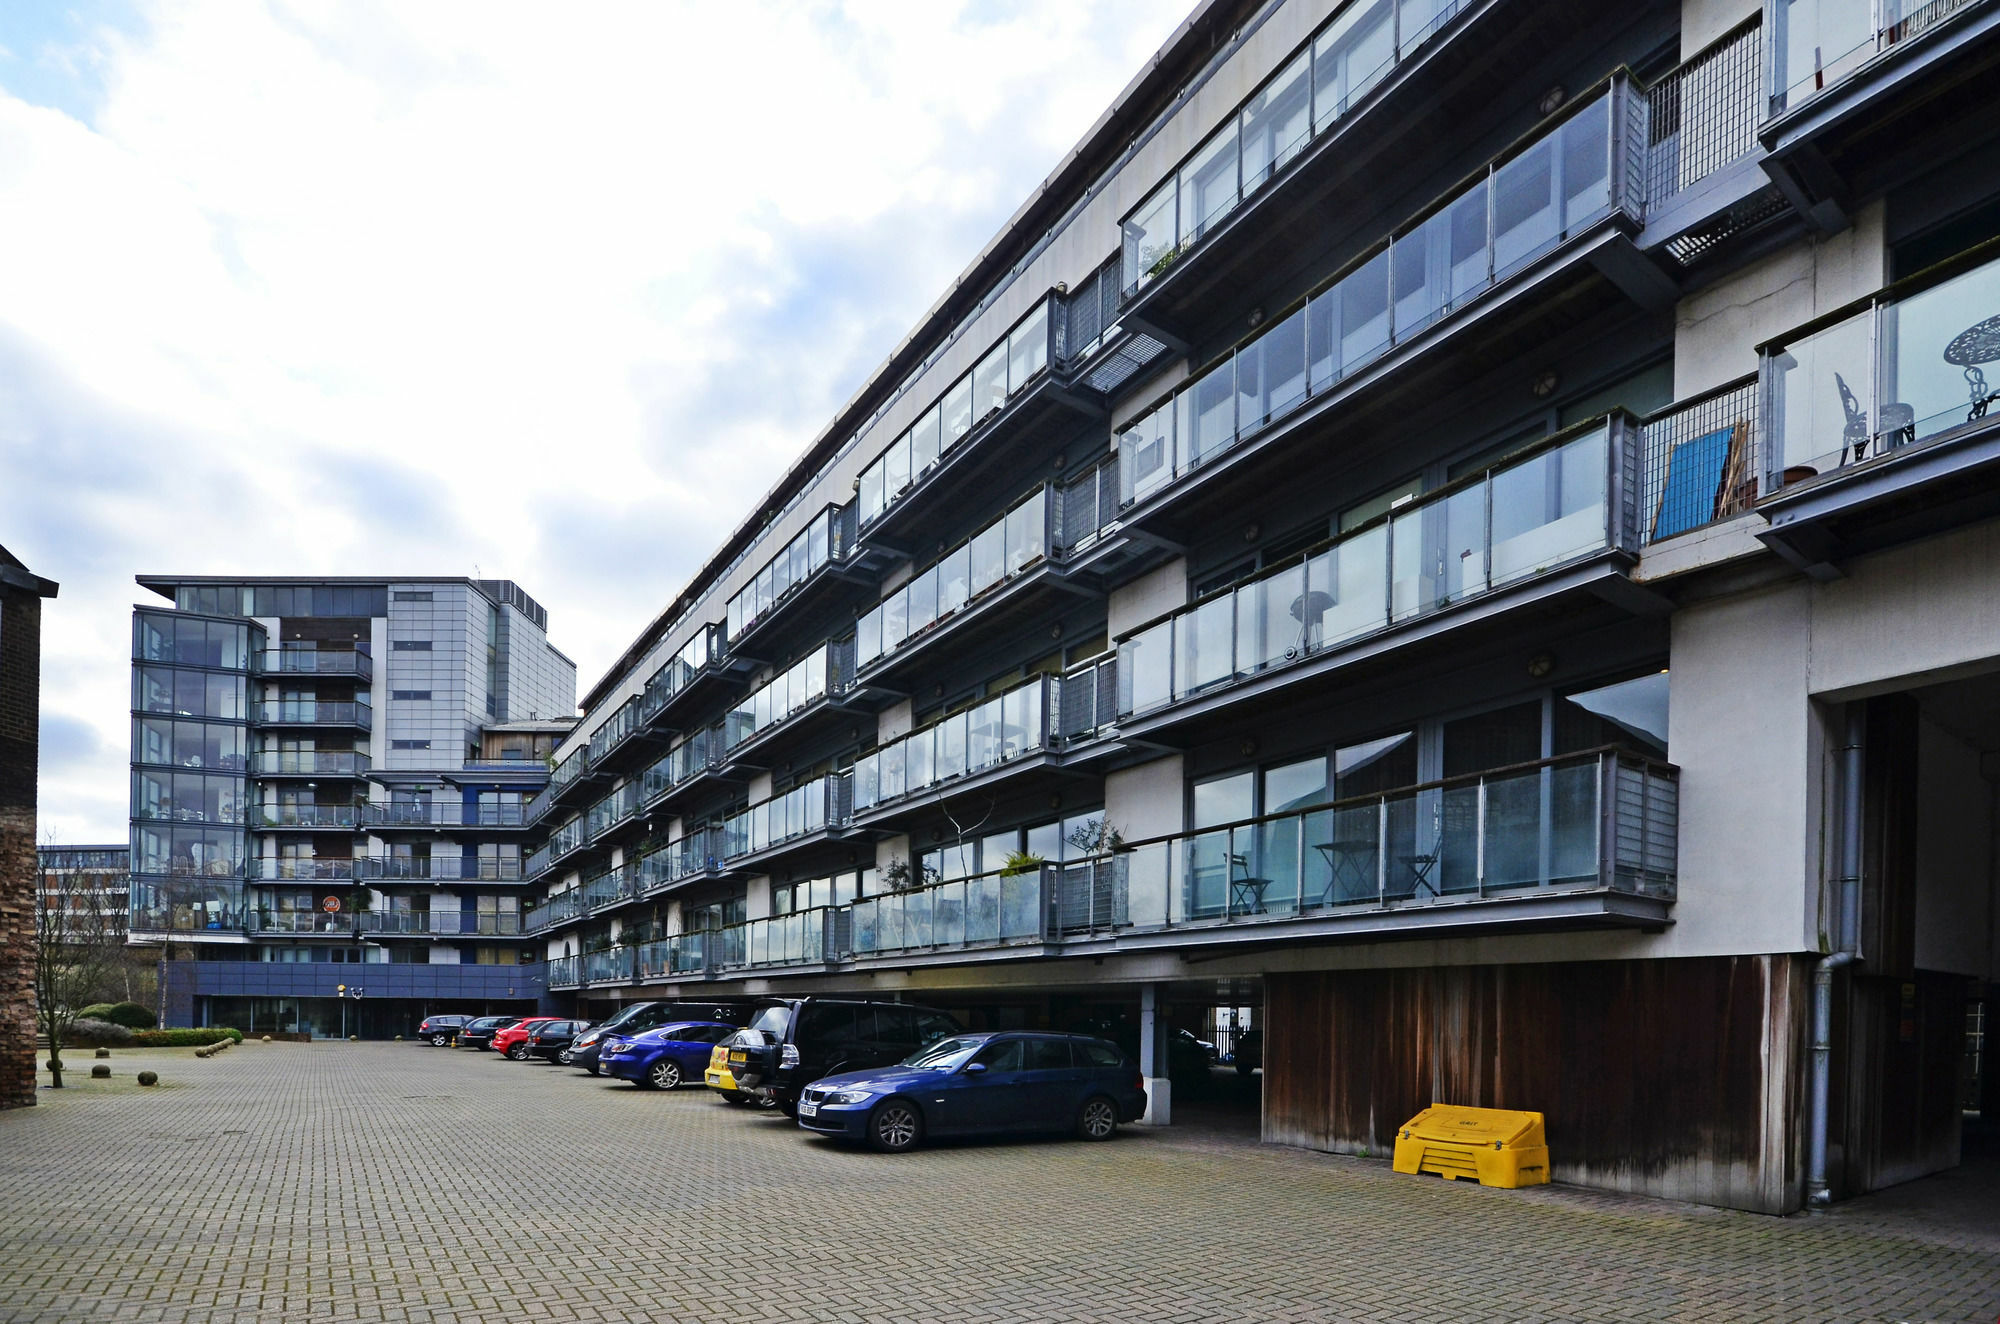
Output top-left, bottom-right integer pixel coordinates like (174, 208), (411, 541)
(0, 0), (1190, 846)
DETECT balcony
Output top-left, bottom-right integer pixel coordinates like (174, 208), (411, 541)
(581, 864), (641, 915)
(250, 750), (371, 778)
(585, 781), (641, 843)
(359, 911), (523, 937)
(1756, 244), (2000, 576)
(251, 700), (373, 731)
(252, 804), (363, 831)
(715, 641), (860, 770)
(247, 858), (354, 882)
(547, 954), (580, 988)
(1116, 420), (1644, 736)
(252, 649), (373, 681)
(1118, 0), (1651, 344)
(718, 774), (853, 870)
(636, 932), (710, 979)
(583, 946), (637, 986)
(524, 887), (588, 935)
(850, 676), (1059, 821)
(247, 910), (356, 936)
(635, 830), (723, 898)
(851, 748), (1675, 963)
(725, 502), (868, 660)
(352, 856), (526, 883)
(635, 727), (731, 817)
(363, 802), (534, 829)
(1760, 0), (2000, 229)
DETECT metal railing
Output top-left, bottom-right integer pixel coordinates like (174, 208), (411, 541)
(248, 858), (354, 881)
(364, 802), (533, 828)
(251, 700), (372, 729)
(854, 487), (1051, 673)
(636, 931), (709, 979)
(721, 774), (851, 862)
(352, 856), (525, 882)
(253, 805), (362, 830)
(718, 906), (850, 971)
(1770, 0), (1982, 114)
(359, 911), (523, 936)
(582, 865), (640, 914)
(726, 503), (847, 644)
(1639, 376), (1760, 541)
(1057, 656), (1119, 742)
(851, 676), (1052, 814)
(547, 954), (580, 988)
(248, 910), (355, 934)
(851, 864), (1048, 959)
(1645, 17), (1763, 206)
(250, 750), (370, 777)
(583, 946), (637, 985)
(1054, 457), (1122, 557)
(1119, 421), (1629, 718)
(252, 650), (373, 680)
(1760, 244), (2000, 495)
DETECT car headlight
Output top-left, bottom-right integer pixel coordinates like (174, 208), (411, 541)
(820, 1090), (871, 1106)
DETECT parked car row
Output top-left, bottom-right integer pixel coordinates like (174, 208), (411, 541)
(432, 997), (1148, 1153)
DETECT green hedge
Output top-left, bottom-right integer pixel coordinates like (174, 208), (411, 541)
(130, 1028), (243, 1047)
(102, 1002), (159, 1029)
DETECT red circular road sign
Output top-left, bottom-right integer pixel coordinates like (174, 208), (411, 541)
(322, 896), (341, 913)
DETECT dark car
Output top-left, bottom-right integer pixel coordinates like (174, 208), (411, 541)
(525, 1019), (591, 1064)
(797, 1032), (1146, 1152)
(456, 1016), (518, 1051)
(1230, 1029), (1262, 1076)
(727, 998), (963, 1114)
(569, 1000), (747, 1075)
(1062, 1015), (1215, 1085)
(417, 1015), (473, 1046)
(600, 1021), (738, 1089)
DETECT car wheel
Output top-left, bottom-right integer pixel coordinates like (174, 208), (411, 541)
(753, 1093), (780, 1111)
(1235, 1060), (1254, 1077)
(1077, 1096), (1119, 1141)
(647, 1060), (683, 1091)
(869, 1099), (924, 1153)
(429, 1033), (448, 1047)
(505, 1044), (524, 1061)
(557, 1047), (574, 1065)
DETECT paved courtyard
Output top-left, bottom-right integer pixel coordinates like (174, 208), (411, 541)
(1, 1041), (1997, 1323)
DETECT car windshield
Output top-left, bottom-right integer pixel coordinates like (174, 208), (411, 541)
(901, 1036), (986, 1069)
(598, 1004), (650, 1030)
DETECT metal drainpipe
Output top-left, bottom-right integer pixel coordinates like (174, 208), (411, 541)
(1808, 705), (1867, 1207)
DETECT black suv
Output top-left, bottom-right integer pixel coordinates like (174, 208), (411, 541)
(726, 998), (962, 1114)
(525, 1019), (591, 1064)
(417, 1015), (473, 1046)
(569, 1000), (749, 1075)
(455, 1016), (517, 1051)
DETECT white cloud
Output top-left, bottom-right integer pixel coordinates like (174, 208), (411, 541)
(0, 0), (1189, 843)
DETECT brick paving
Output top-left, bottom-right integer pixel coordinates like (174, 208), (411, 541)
(1, 1042), (1997, 1323)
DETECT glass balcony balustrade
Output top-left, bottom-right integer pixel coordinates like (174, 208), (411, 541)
(127, 881), (246, 934)
(722, 644), (839, 753)
(352, 856), (524, 882)
(712, 907), (845, 971)
(252, 804), (362, 830)
(247, 909), (355, 935)
(525, 887), (588, 934)
(359, 911), (522, 936)
(586, 698), (639, 766)
(1763, 246), (2000, 492)
(851, 863), (1047, 959)
(1121, 87), (1627, 509)
(639, 625), (720, 723)
(252, 649), (372, 680)
(854, 488), (1050, 672)
(364, 801), (532, 828)
(637, 931), (709, 979)
(1120, 423), (1619, 718)
(856, 297), (1055, 530)
(641, 727), (724, 805)
(851, 677), (1052, 814)
(546, 815), (587, 862)
(247, 858), (354, 882)
(1121, 0), (1475, 297)
(249, 750), (370, 777)
(586, 782), (641, 842)
(720, 774), (849, 862)
(251, 699), (373, 729)
(582, 865), (639, 913)
(1768, 0), (1976, 113)
(727, 505), (843, 643)
(546, 954), (580, 987)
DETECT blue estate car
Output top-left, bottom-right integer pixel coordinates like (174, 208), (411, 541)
(796, 1032), (1146, 1152)
(600, 1021), (739, 1090)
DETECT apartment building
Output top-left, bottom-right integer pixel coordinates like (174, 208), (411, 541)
(522, 0), (2000, 1212)
(127, 576), (576, 1038)
(37, 845), (130, 938)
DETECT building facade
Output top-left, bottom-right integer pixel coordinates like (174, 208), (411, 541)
(1, 547), (59, 1109)
(522, 0), (2000, 1212)
(127, 577), (577, 1037)
(37, 845), (130, 939)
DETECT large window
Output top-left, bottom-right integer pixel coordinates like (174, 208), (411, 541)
(132, 769), (244, 825)
(132, 717), (246, 771)
(133, 613), (253, 669)
(133, 666), (246, 720)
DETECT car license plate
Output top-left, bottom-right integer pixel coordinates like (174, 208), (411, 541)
(706, 1073), (721, 1085)
(798, 1101), (817, 1118)
(729, 1051), (746, 1064)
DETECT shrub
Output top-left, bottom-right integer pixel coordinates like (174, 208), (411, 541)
(102, 1002), (159, 1030)
(67, 1019), (135, 1047)
(137, 1071), (158, 1086)
(76, 1003), (119, 1022)
(129, 1028), (243, 1048)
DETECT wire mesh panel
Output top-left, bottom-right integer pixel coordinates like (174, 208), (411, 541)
(1639, 376), (1759, 542)
(1646, 17), (1763, 207)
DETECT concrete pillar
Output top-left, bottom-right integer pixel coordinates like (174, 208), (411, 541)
(1140, 983), (1171, 1125)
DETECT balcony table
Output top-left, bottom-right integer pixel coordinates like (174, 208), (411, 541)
(1313, 839), (1376, 904)
(1944, 315), (2000, 420)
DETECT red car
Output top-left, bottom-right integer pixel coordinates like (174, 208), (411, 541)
(491, 1016), (564, 1060)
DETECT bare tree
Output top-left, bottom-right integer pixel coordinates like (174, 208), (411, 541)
(34, 842), (127, 1088)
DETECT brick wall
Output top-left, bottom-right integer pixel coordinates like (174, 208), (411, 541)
(1, 553), (56, 1111)
(0, 577), (46, 1109)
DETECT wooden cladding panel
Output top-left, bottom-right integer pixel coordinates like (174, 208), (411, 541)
(1264, 955), (1811, 1213)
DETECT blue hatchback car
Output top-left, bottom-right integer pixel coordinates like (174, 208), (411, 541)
(600, 1021), (738, 1090)
(797, 1031), (1145, 1152)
